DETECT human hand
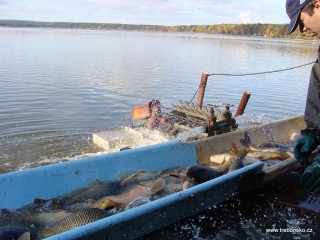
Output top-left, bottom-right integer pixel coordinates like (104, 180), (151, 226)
(300, 155), (320, 194)
(294, 133), (319, 165)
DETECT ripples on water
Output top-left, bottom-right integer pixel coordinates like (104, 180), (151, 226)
(0, 28), (319, 239)
(0, 28), (318, 171)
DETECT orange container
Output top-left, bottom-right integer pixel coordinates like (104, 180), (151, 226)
(132, 102), (151, 121)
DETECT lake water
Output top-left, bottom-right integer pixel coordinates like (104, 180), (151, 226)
(0, 28), (319, 239)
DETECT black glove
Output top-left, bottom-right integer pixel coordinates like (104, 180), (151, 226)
(294, 131), (320, 166)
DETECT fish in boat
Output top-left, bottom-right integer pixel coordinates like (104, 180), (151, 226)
(125, 196), (151, 210)
(227, 142), (249, 173)
(208, 142), (249, 173)
(92, 178), (166, 209)
(186, 165), (224, 184)
(153, 168), (194, 198)
(120, 170), (161, 187)
(33, 198), (64, 212)
(240, 132), (293, 160)
(38, 208), (111, 239)
(186, 142), (249, 183)
(12, 209), (72, 227)
(60, 180), (120, 205)
(32, 197), (93, 211)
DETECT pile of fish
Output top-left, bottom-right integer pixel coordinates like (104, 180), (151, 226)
(0, 133), (295, 239)
(0, 168), (195, 239)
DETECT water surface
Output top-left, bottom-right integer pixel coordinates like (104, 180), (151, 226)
(0, 27), (319, 239)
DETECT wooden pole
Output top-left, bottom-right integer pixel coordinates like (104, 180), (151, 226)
(235, 91), (251, 117)
(197, 72), (209, 110)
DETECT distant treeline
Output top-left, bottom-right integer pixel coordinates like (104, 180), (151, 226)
(0, 19), (316, 40)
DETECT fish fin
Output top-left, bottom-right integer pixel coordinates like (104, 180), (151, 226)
(231, 142), (249, 159)
(17, 232), (30, 240)
(150, 178), (166, 193)
(240, 132), (257, 150)
(231, 141), (239, 155)
(96, 197), (124, 209)
(121, 171), (146, 185)
(51, 209), (66, 213)
(238, 149), (250, 159)
(239, 132), (251, 147)
(87, 199), (96, 204)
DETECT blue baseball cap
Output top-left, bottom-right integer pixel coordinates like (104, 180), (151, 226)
(286, 0), (312, 34)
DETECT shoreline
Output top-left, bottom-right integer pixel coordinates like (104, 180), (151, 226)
(0, 19), (318, 42)
(1, 25), (319, 45)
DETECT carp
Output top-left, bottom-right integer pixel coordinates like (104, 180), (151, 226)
(186, 165), (224, 184)
(154, 168), (194, 198)
(186, 142), (248, 183)
(38, 208), (111, 238)
(60, 180), (120, 205)
(240, 132), (293, 160)
(93, 177), (166, 209)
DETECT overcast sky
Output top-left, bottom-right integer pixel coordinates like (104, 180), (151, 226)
(0, 0), (289, 26)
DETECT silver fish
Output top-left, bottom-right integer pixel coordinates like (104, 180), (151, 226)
(240, 132), (292, 160)
(227, 142), (248, 173)
(120, 171), (161, 187)
(93, 178), (166, 209)
(187, 142), (248, 183)
(209, 142), (248, 173)
(154, 173), (194, 198)
(125, 196), (151, 210)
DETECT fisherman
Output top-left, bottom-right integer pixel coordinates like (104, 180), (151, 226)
(286, 0), (320, 193)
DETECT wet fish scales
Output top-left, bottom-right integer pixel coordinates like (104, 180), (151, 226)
(120, 171), (160, 186)
(153, 174), (193, 199)
(18, 210), (72, 227)
(94, 178), (166, 209)
(39, 208), (110, 238)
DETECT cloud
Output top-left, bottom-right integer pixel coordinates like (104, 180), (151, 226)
(0, 0), (8, 4)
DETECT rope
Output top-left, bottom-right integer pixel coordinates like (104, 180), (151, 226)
(207, 61), (315, 77)
(163, 60), (316, 110)
(188, 60), (315, 103)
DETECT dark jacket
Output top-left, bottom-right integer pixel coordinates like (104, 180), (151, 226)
(304, 52), (320, 134)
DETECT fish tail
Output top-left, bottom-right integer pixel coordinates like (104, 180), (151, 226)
(240, 132), (258, 150)
(231, 141), (249, 159)
(17, 232), (30, 240)
(239, 132), (251, 147)
(231, 141), (239, 155)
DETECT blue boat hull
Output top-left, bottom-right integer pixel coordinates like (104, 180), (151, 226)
(0, 140), (263, 239)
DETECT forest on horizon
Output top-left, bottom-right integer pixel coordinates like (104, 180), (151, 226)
(0, 19), (316, 40)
